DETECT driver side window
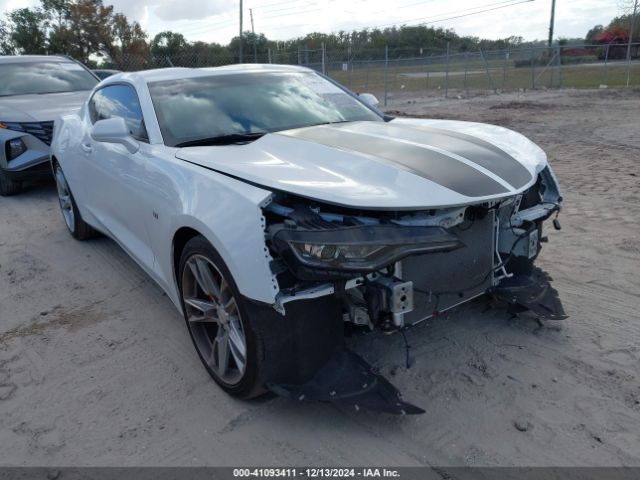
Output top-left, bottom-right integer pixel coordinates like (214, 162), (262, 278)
(89, 84), (148, 142)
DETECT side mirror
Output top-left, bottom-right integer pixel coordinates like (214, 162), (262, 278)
(358, 93), (380, 108)
(91, 117), (139, 154)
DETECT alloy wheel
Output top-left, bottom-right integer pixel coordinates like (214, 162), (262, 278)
(181, 254), (247, 385)
(55, 168), (75, 232)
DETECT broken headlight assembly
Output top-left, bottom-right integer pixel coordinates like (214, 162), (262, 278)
(269, 224), (465, 280)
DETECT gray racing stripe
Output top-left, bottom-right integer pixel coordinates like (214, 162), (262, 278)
(280, 126), (509, 197)
(336, 122), (532, 189)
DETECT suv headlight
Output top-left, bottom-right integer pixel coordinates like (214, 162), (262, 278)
(270, 224), (464, 280)
(6, 138), (27, 161)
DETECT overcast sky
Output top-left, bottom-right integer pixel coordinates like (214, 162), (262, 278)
(0, 0), (623, 44)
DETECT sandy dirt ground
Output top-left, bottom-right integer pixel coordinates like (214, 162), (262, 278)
(0, 88), (638, 467)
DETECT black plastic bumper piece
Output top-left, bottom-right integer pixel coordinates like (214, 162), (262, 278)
(2, 161), (52, 182)
(493, 267), (567, 320)
(268, 348), (425, 415)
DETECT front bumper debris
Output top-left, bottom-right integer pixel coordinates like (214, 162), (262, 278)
(268, 348), (425, 415)
(493, 267), (567, 320)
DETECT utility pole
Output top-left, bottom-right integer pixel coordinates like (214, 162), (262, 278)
(626, 0), (638, 86)
(250, 8), (257, 63)
(239, 0), (243, 63)
(547, 0), (556, 47)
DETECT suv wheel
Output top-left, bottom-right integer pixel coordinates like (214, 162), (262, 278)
(0, 169), (22, 196)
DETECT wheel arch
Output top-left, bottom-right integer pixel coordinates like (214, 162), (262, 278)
(168, 210), (279, 309)
(50, 154), (59, 172)
(172, 226), (202, 293)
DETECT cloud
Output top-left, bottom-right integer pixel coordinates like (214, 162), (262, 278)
(0, 0), (38, 13)
(108, 0), (147, 21)
(152, 0), (233, 21)
(0, 0), (619, 44)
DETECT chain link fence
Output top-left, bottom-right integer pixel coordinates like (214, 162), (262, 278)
(115, 42), (640, 106)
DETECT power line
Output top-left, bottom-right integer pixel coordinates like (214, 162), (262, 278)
(254, 1), (318, 15)
(176, 0), (319, 36)
(251, 0), (310, 10)
(177, 16), (240, 36)
(262, 7), (323, 19)
(181, 0), (501, 38)
(263, 0), (535, 35)
(174, 0), (535, 44)
(368, 0), (535, 30)
(178, 4), (321, 37)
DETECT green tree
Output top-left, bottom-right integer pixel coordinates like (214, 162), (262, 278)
(229, 31), (269, 62)
(585, 24), (604, 44)
(106, 12), (148, 69)
(0, 19), (15, 54)
(151, 31), (188, 59)
(8, 7), (47, 54)
(41, 0), (75, 55)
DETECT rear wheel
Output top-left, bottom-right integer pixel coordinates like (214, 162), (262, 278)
(54, 164), (97, 240)
(0, 169), (22, 196)
(179, 236), (266, 399)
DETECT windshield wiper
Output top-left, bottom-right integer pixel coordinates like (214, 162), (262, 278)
(175, 132), (267, 148)
(311, 120), (353, 127)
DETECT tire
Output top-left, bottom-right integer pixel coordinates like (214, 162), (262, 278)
(53, 164), (97, 240)
(0, 169), (22, 196)
(178, 235), (267, 399)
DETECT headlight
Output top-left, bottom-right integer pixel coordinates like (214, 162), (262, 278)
(6, 138), (27, 161)
(291, 242), (387, 264)
(270, 224), (464, 281)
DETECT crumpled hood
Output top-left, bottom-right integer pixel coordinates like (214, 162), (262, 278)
(0, 90), (90, 122)
(176, 118), (548, 209)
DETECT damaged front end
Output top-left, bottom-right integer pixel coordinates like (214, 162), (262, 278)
(260, 166), (565, 414)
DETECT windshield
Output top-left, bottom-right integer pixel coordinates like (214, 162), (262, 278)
(0, 61), (98, 97)
(148, 71), (382, 147)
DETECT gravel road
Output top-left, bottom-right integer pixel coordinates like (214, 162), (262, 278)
(0, 88), (638, 467)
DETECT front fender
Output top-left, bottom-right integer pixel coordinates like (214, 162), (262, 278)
(149, 159), (279, 311)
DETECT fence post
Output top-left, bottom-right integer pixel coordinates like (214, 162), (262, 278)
(604, 43), (610, 86)
(348, 49), (352, 89)
(384, 45), (388, 107)
(557, 46), (563, 88)
(321, 42), (326, 75)
(445, 41), (450, 98)
(530, 48), (535, 89)
(365, 61), (370, 89)
(502, 47), (509, 89)
(626, 0), (638, 87)
(423, 54), (427, 91)
(549, 46), (554, 89)
(479, 48), (496, 93)
(464, 52), (469, 97)
(268, 48), (272, 64)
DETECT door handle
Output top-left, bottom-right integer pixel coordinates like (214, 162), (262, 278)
(81, 143), (93, 154)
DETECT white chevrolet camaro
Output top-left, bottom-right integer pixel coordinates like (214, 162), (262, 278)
(51, 64), (565, 413)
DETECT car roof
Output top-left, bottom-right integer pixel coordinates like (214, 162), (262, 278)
(0, 55), (75, 64)
(107, 63), (313, 85)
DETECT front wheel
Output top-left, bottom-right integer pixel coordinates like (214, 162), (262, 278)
(0, 169), (22, 196)
(54, 164), (97, 240)
(179, 236), (266, 399)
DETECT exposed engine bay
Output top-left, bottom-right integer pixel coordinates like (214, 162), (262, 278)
(264, 165), (564, 327)
(259, 167), (566, 414)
